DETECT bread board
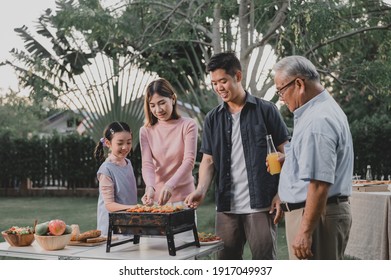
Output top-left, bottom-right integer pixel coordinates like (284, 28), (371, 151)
(68, 236), (117, 247)
(68, 237), (106, 247)
(68, 240), (106, 246)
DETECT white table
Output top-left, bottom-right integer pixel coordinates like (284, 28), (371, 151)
(0, 236), (223, 260)
(345, 191), (391, 260)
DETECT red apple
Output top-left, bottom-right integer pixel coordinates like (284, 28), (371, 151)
(48, 219), (66, 236)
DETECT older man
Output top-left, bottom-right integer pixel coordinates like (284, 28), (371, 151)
(273, 55), (354, 260)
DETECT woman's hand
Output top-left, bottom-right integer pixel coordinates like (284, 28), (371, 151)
(158, 185), (174, 205)
(141, 186), (155, 206)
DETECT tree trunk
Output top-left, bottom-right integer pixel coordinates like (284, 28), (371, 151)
(239, 0), (250, 86)
(212, 2), (222, 53)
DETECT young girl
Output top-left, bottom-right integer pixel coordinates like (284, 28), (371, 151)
(94, 121), (138, 236)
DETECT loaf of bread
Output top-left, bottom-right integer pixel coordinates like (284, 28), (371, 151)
(77, 229), (101, 241)
(70, 224), (80, 241)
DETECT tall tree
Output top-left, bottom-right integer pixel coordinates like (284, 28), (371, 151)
(276, 1), (391, 102)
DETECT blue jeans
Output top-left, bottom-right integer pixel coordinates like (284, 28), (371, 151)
(215, 211), (277, 260)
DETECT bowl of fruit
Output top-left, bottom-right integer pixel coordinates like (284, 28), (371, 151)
(2, 226), (35, 247)
(34, 219), (72, 251)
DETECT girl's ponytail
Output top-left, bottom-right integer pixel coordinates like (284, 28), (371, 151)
(94, 138), (106, 165)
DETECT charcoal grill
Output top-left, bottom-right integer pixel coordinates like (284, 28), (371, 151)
(106, 208), (200, 256)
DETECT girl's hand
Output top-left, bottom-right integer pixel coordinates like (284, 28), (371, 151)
(142, 186), (155, 206)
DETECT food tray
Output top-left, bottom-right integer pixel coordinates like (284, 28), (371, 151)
(352, 184), (390, 192)
(352, 180), (390, 192)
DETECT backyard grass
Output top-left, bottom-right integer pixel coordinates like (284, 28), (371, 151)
(0, 196), (289, 260)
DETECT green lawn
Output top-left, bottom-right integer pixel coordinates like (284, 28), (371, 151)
(0, 197), (289, 260)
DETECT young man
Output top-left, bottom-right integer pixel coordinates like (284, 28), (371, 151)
(273, 55), (353, 260)
(185, 52), (290, 259)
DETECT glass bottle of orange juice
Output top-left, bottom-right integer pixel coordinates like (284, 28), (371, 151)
(266, 134), (281, 175)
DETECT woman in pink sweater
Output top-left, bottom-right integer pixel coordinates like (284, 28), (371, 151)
(140, 78), (198, 206)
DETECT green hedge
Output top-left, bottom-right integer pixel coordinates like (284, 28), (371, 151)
(0, 133), (99, 189)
